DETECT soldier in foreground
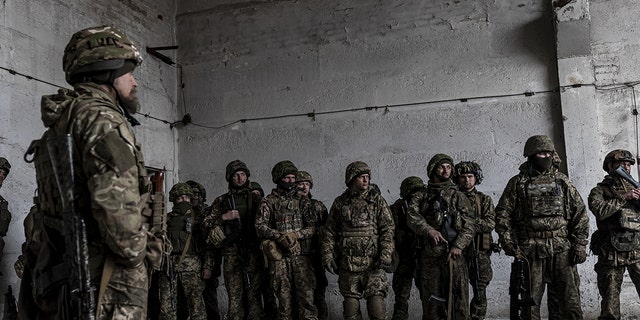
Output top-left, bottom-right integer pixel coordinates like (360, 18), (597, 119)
(256, 161), (318, 320)
(495, 135), (589, 320)
(0, 157), (11, 264)
(407, 154), (475, 320)
(389, 176), (424, 320)
(296, 170), (329, 320)
(159, 182), (206, 320)
(202, 160), (266, 319)
(588, 149), (640, 320)
(454, 161), (496, 320)
(20, 26), (166, 319)
(322, 161), (395, 320)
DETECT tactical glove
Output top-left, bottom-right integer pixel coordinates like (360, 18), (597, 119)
(570, 245), (587, 265)
(208, 226), (226, 248)
(322, 255), (337, 275)
(277, 232), (301, 255)
(502, 242), (518, 257)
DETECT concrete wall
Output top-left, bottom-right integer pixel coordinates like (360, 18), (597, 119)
(0, 0), (178, 306)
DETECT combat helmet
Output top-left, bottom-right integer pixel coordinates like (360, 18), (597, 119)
(345, 161), (371, 187)
(400, 176), (425, 198)
(296, 171), (313, 188)
(63, 25), (142, 85)
(454, 161), (484, 185)
(603, 149), (635, 172)
(169, 182), (194, 203)
(225, 160), (250, 182)
(186, 180), (206, 204)
(523, 135), (555, 157)
(0, 157), (10, 176)
(271, 160), (298, 183)
(427, 154), (454, 179)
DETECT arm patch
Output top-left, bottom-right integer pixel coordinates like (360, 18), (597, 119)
(93, 130), (136, 175)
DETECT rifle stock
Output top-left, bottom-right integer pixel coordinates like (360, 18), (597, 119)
(509, 256), (537, 320)
(47, 134), (95, 320)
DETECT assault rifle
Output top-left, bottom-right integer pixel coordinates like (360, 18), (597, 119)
(226, 196), (252, 290)
(153, 171), (175, 310)
(470, 236), (481, 305)
(47, 134), (95, 320)
(509, 255), (537, 320)
(4, 285), (17, 320)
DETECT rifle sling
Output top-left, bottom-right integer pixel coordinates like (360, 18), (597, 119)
(96, 255), (114, 318)
(177, 209), (195, 265)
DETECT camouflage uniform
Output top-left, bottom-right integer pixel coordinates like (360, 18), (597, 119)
(187, 180), (222, 320)
(159, 183), (206, 320)
(407, 154), (475, 320)
(495, 135), (589, 320)
(588, 149), (640, 320)
(454, 162), (496, 320)
(256, 161), (318, 320)
(389, 176), (424, 320)
(201, 160), (267, 320)
(322, 161), (395, 320)
(19, 26), (166, 320)
(0, 157), (11, 263)
(297, 171), (329, 320)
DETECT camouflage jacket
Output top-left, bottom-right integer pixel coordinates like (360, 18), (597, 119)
(389, 197), (419, 259)
(460, 188), (496, 251)
(0, 194), (10, 237)
(33, 83), (148, 268)
(495, 162), (589, 258)
(203, 186), (262, 255)
(322, 186), (394, 272)
(588, 175), (640, 262)
(407, 181), (475, 257)
(256, 188), (317, 255)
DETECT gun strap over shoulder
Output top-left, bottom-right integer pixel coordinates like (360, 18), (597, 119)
(178, 209), (195, 265)
(95, 255), (114, 318)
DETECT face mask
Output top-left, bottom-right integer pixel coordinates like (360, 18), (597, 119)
(172, 201), (192, 214)
(278, 181), (296, 191)
(531, 156), (552, 171)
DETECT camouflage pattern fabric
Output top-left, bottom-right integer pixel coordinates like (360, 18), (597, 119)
(496, 162), (589, 320)
(322, 185), (394, 320)
(389, 197), (421, 320)
(310, 198), (329, 320)
(194, 202), (221, 320)
(158, 255), (206, 320)
(589, 174), (640, 319)
(0, 194), (10, 260)
(460, 188), (496, 320)
(202, 187), (268, 319)
(256, 188), (318, 320)
(406, 180), (475, 320)
(20, 83), (151, 320)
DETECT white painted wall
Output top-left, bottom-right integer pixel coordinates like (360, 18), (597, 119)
(0, 0), (178, 309)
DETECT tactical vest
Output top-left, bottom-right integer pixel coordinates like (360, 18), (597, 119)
(522, 174), (564, 218)
(167, 210), (195, 255)
(221, 191), (259, 248)
(272, 195), (312, 255)
(420, 188), (461, 236)
(600, 180), (640, 252)
(339, 192), (380, 271)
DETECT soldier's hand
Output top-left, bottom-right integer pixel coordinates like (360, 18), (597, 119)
(202, 268), (212, 280)
(222, 210), (240, 221)
(14, 255), (25, 279)
(570, 245), (587, 265)
(378, 257), (394, 273)
(428, 229), (447, 246)
(502, 242), (518, 256)
(322, 256), (338, 275)
(448, 246), (462, 260)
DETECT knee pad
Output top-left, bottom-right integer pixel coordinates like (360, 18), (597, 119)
(367, 295), (387, 320)
(343, 297), (361, 320)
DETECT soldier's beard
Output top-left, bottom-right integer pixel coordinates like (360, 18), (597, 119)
(119, 88), (141, 114)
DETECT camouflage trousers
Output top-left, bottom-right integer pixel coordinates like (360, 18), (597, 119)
(270, 255), (317, 320)
(159, 255), (206, 320)
(594, 257), (640, 320)
(312, 252), (329, 320)
(391, 258), (419, 320)
(526, 250), (583, 320)
(203, 276), (220, 320)
(222, 251), (265, 320)
(338, 268), (389, 320)
(418, 251), (469, 320)
(466, 250), (493, 320)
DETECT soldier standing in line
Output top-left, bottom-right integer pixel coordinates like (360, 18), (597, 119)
(296, 170), (329, 320)
(0, 157), (11, 265)
(322, 161), (395, 320)
(187, 180), (222, 320)
(20, 26), (166, 319)
(202, 160), (266, 320)
(453, 161), (496, 320)
(588, 149), (640, 320)
(159, 182), (206, 320)
(407, 154), (475, 320)
(256, 160), (318, 320)
(389, 176), (425, 320)
(495, 135), (589, 320)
